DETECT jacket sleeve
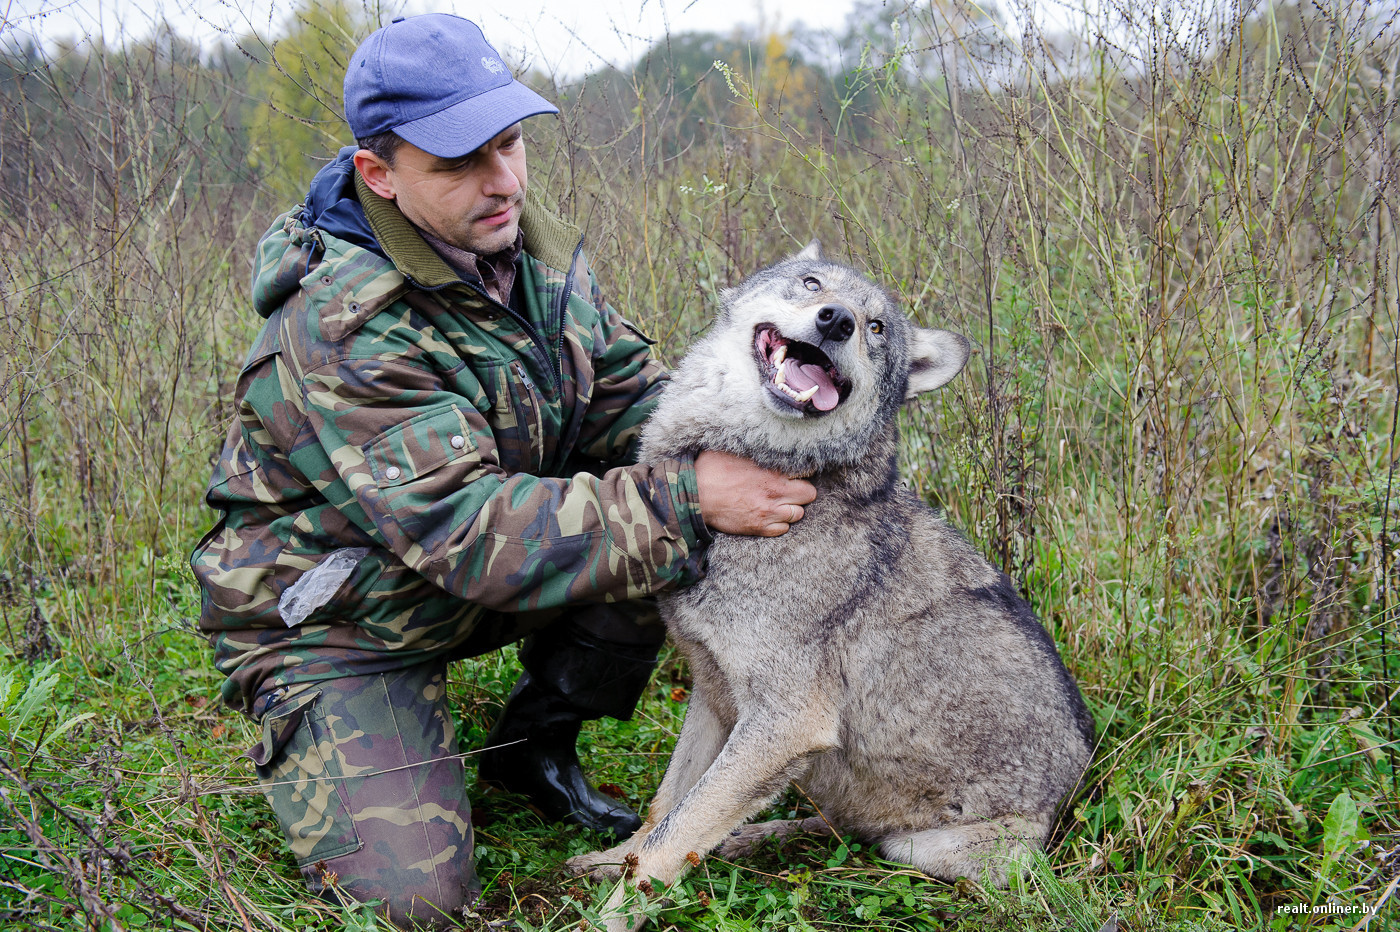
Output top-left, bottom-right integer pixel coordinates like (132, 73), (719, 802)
(289, 353), (709, 613)
(570, 262), (670, 466)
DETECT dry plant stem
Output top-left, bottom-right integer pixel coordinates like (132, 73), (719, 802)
(121, 642), (258, 932)
(0, 755), (204, 929)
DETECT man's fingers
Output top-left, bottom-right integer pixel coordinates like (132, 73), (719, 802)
(694, 449), (819, 536)
(788, 478), (817, 504)
(760, 505), (802, 537)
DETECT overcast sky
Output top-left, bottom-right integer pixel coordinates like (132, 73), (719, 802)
(4, 0), (878, 77)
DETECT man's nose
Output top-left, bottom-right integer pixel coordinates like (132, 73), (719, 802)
(815, 304), (856, 343)
(481, 153), (520, 197)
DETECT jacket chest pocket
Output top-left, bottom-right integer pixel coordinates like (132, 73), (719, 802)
(483, 360), (546, 474)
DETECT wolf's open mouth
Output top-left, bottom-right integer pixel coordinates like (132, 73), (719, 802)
(753, 324), (852, 414)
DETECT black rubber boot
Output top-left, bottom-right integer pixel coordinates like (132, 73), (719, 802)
(478, 617), (662, 840)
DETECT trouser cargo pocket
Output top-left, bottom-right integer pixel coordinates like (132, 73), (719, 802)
(248, 688), (363, 865)
(246, 666), (478, 927)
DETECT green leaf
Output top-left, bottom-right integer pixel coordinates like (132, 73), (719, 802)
(1316, 789), (1368, 899)
(1322, 790), (1359, 861)
(37, 711), (94, 754)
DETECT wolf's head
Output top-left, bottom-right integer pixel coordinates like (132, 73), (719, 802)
(642, 241), (970, 475)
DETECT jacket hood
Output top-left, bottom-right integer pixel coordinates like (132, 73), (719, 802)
(249, 147), (396, 321)
(302, 146), (385, 258)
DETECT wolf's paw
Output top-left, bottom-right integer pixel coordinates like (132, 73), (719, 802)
(565, 845), (633, 881)
(715, 817), (830, 860)
(715, 823), (775, 859)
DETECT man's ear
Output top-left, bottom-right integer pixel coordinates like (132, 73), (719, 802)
(906, 328), (971, 399)
(794, 239), (823, 261)
(353, 149), (396, 200)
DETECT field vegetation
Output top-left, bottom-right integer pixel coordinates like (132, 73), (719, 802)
(0, 0), (1397, 928)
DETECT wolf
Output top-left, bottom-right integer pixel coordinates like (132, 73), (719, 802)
(566, 242), (1095, 931)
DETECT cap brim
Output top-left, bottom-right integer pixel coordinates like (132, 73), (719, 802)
(394, 81), (559, 158)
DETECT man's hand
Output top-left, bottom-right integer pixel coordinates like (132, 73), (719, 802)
(694, 450), (817, 537)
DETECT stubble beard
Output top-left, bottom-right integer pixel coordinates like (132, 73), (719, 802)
(457, 190), (525, 256)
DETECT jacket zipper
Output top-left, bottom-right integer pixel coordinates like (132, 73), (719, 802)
(509, 360), (545, 469)
(555, 240), (584, 393)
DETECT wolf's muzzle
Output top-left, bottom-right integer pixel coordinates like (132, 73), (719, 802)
(753, 323), (853, 414)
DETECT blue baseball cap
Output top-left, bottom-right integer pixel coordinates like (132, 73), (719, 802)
(344, 14), (559, 159)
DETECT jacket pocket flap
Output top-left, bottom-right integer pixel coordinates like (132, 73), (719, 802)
(363, 404), (478, 487)
(244, 688), (319, 768)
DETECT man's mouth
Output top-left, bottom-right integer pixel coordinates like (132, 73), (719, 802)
(477, 203), (515, 227)
(753, 324), (852, 414)
(475, 195), (522, 228)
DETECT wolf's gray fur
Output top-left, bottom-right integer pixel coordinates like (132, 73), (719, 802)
(567, 242), (1094, 931)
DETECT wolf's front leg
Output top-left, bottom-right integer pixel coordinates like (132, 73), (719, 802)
(567, 658), (735, 882)
(564, 835), (641, 883)
(644, 678), (735, 818)
(597, 711), (837, 930)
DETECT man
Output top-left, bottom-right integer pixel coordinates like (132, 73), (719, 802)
(190, 13), (815, 929)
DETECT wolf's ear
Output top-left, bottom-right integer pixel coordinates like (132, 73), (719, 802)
(794, 239), (824, 261)
(906, 328), (971, 399)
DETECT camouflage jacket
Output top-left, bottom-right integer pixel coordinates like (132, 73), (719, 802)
(192, 149), (709, 715)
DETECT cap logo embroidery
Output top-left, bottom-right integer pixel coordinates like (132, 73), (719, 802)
(481, 57), (505, 75)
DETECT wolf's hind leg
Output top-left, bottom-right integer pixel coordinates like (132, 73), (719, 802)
(714, 816), (834, 859)
(878, 815), (1049, 887)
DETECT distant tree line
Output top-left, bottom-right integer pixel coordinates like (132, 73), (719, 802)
(0, 0), (1029, 212)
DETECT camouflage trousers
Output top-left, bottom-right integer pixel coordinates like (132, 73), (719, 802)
(248, 604), (663, 929)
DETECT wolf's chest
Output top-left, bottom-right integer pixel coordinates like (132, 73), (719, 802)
(659, 505), (886, 649)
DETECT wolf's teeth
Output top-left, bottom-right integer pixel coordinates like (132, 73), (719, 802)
(774, 360), (787, 386)
(771, 344), (787, 366)
(793, 385), (818, 403)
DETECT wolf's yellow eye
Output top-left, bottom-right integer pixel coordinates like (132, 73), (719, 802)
(803, 277), (821, 291)
(868, 320), (884, 335)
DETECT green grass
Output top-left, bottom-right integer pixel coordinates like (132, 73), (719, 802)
(0, 533), (1391, 930)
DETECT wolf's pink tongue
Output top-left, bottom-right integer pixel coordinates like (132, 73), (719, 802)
(782, 360), (841, 411)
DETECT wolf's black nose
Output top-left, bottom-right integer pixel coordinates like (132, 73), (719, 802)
(816, 304), (856, 343)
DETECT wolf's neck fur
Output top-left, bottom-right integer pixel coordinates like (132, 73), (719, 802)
(812, 422), (901, 501)
(648, 415), (901, 502)
(641, 397), (897, 476)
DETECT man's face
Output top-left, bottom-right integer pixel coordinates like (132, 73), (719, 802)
(355, 123), (527, 256)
